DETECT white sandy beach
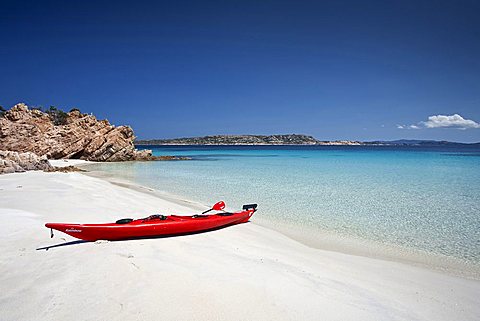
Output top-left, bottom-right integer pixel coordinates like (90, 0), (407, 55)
(1, 166), (479, 321)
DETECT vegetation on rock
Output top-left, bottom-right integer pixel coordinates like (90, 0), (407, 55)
(46, 106), (69, 126)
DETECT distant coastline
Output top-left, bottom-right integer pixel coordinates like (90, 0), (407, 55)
(135, 134), (480, 146)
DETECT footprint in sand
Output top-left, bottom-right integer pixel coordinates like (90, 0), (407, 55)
(117, 252), (134, 259)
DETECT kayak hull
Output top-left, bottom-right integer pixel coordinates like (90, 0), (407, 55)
(45, 209), (255, 241)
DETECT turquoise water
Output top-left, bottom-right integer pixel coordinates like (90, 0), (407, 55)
(88, 146), (480, 266)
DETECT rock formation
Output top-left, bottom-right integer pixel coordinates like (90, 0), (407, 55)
(44, 165), (87, 173)
(0, 103), (152, 161)
(0, 150), (53, 174)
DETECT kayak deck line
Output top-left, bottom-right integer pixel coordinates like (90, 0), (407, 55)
(45, 203), (257, 242)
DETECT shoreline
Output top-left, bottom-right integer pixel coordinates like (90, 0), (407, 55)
(1, 167), (480, 320)
(256, 219), (480, 280)
(80, 161), (480, 280)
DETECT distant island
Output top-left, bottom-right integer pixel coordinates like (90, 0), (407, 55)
(136, 134), (359, 145)
(135, 135), (479, 146)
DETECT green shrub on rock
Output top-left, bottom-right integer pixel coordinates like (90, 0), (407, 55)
(47, 106), (68, 125)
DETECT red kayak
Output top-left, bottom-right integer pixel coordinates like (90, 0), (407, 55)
(45, 202), (257, 241)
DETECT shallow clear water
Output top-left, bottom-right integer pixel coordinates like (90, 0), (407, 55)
(88, 145), (480, 265)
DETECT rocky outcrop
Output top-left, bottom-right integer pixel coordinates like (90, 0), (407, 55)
(135, 155), (191, 161)
(0, 150), (53, 174)
(0, 103), (152, 161)
(44, 165), (86, 173)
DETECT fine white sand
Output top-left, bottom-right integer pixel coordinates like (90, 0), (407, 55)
(49, 159), (94, 168)
(0, 170), (479, 321)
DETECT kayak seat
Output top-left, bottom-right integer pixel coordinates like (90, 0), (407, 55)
(144, 215), (167, 221)
(116, 218), (133, 224)
(192, 214), (208, 218)
(217, 212), (234, 216)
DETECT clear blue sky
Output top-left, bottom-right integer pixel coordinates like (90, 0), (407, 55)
(1, 0), (479, 142)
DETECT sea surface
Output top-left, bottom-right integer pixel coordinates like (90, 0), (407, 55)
(87, 145), (480, 272)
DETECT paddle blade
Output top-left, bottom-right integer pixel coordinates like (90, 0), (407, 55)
(212, 201), (225, 211)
